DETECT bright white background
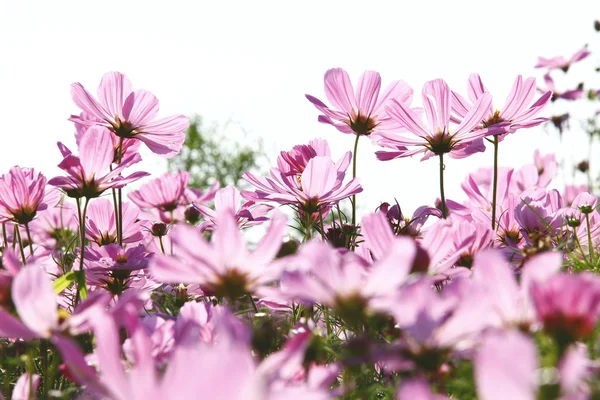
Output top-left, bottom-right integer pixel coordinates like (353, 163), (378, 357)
(0, 0), (597, 216)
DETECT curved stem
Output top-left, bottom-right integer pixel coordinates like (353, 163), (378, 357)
(351, 133), (360, 226)
(439, 153), (447, 219)
(158, 236), (166, 255)
(491, 136), (499, 230)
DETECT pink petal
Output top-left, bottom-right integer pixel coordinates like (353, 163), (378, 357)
(324, 68), (356, 114)
(12, 265), (57, 337)
(475, 329), (538, 400)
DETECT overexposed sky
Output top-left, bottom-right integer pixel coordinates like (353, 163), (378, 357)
(0, 0), (597, 215)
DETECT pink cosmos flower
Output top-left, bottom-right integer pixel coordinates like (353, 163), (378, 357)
(83, 244), (151, 294)
(539, 73), (584, 101)
(375, 78), (493, 161)
(530, 272), (600, 343)
(70, 71), (189, 158)
(195, 186), (273, 231)
(306, 68), (413, 137)
(242, 155), (362, 217)
(451, 74), (552, 142)
(280, 238), (417, 320)
(0, 167), (55, 224)
(129, 170), (219, 223)
(535, 46), (590, 72)
(48, 126), (149, 199)
(150, 210), (287, 299)
(85, 199), (145, 245)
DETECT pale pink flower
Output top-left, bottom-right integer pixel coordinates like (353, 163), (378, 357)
(86, 199), (145, 245)
(280, 238), (417, 317)
(0, 167), (54, 224)
(48, 126), (149, 199)
(376, 78), (493, 161)
(70, 71), (189, 158)
(539, 73), (584, 101)
(452, 74), (552, 142)
(535, 46), (590, 72)
(150, 210), (287, 298)
(195, 186), (273, 231)
(531, 272), (600, 343)
(306, 68), (413, 137)
(243, 155), (362, 217)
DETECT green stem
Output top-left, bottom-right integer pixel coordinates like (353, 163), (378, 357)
(1, 223), (7, 249)
(116, 138), (124, 246)
(117, 188), (123, 246)
(586, 213), (595, 266)
(573, 227), (590, 264)
(15, 225), (26, 264)
(439, 153), (447, 219)
(351, 133), (360, 226)
(304, 210), (312, 241)
(319, 208), (326, 241)
(111, 187), (119, 242)
(75, 197), (90, 305)
(24, 223), (34, 256)
(491, 136), (499, 230)
(158, 236), (166, 255)
(247, 293), (258, 313)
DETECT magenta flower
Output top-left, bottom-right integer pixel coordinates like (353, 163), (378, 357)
(376, 78), (493, 161)
(48, 126), (149, 199)
(86, 199), (145, 245)
(535, 45), (590, 72)
(0, 167), (54, 224)
(70, 71), (189, 157)
(306, 68), (413, 137)
(277, 138), (338, 176)
(452, 74), (552, 142)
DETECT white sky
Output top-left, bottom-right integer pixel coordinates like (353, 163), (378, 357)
(0, 0), (597, 216)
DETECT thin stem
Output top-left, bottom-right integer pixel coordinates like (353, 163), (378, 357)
(79, 198), (90, 271)
(115, 138), (124, 246)
(40, 340), (48, 399)
(247, 293), (258, 313)
(24, 223), (34, 256)
(439, 153), (447, 219)
(586, 213), (595, 265)
(573, 227), (590, 264)
(111, 187), (119, 241)
(351, 133), (360, 226)
(491, 136), (499, 230)
(158, 236), (166, 255)
(304, 210), (312, 241)
(75, 197), (90, 306)
(14, 225), (26, 264)
(117, 188), (123, 246)
(318, 208), (326, 241)
(1, 223), (7, 249)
